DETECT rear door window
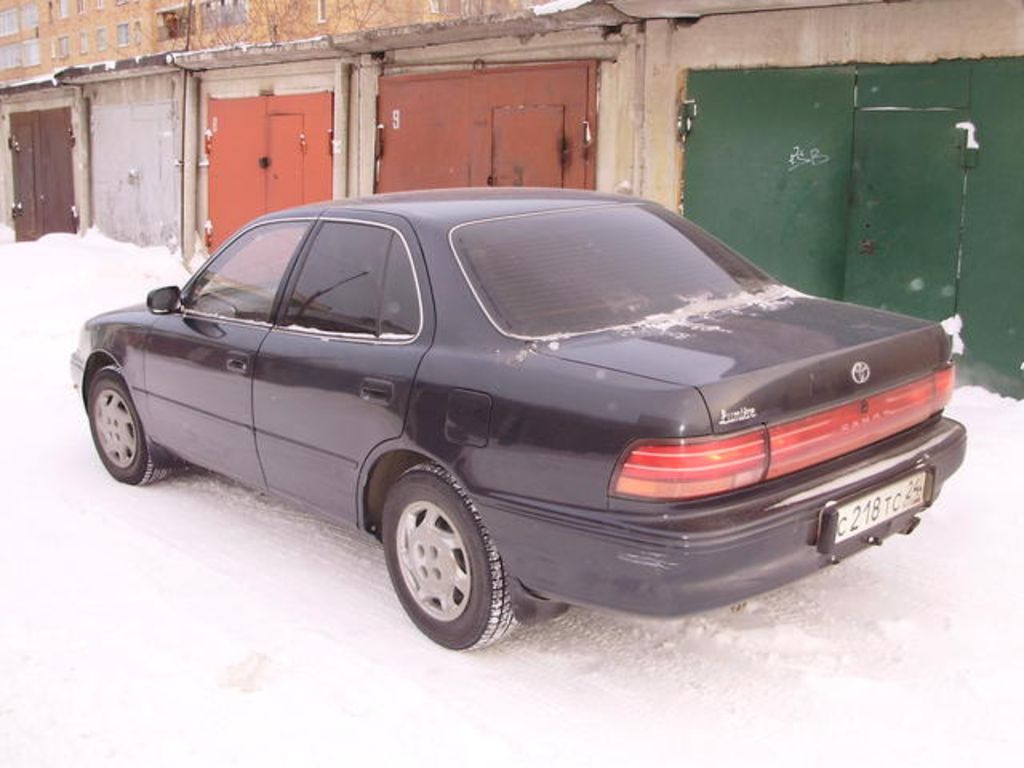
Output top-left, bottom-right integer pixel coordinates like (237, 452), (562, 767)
(282, 221), (420, 338)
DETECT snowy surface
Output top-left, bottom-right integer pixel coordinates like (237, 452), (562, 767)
(2, 232), (1023, 766)
(533, 0), (592, 15)
(942, 313), (966, 356)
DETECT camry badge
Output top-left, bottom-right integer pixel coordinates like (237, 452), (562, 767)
(851, 361), (871, 385)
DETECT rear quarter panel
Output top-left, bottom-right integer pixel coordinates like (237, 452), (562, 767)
(408, 342), (712, 511)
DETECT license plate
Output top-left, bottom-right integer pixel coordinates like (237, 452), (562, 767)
(832, 471), (927, 544)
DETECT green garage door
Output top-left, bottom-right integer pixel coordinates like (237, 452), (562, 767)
(684, 60), (1024, 397)
(958, 59), (1024, 396)
(683, 67), (854, 299)
(844, 64), (970, 321)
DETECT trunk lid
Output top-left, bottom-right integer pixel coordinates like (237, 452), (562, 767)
(538, 295), (951, 433)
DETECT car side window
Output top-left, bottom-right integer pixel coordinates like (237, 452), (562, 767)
(282, 221), (420, 338)
(185, 222), (309, 322)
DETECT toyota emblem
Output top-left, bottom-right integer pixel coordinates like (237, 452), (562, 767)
(851, 361), (871, 385)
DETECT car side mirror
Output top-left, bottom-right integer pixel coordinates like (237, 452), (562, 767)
(147, 285), (181, 315)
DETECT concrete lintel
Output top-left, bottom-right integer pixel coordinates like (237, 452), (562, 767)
(384, 27), (627, 69)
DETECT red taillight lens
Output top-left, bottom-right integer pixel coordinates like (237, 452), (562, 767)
(766, 365), (954, 479)
(613, 366), (955, 501)
(612, 431), (768, 500)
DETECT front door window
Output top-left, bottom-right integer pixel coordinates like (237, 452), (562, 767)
(186, 222), (309, 322)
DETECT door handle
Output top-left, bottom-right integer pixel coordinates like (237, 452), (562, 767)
(360, 378), (394, 405)
(226, 354), (250, 374)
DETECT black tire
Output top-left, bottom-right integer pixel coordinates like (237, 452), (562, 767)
(86, 367), (168, 486)
(382, 463), (515, 650)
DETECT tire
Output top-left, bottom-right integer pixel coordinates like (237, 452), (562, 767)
(382, 463), (515, 650)
(86, 367), (168, 486)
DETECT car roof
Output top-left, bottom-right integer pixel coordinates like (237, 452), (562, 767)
(262, 188), (640, 230)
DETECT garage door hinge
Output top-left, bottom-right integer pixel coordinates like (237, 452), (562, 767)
(7, 136), (19, 152)
(677, 99), (698, 142)
(67, 127), (75, 148)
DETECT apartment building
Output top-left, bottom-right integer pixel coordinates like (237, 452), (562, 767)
(0, 1), (527, 84)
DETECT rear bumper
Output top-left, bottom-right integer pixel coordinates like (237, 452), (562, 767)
(479, 415), (966, 617)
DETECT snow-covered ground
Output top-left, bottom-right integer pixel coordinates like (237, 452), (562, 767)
(1, 232), (1022, 766)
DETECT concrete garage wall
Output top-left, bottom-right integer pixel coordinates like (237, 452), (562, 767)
(641, 0), (1024, 209)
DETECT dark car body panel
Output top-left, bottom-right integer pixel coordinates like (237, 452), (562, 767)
(477, 415), (965, 615)
(73, 189), (966, 619)
(145, 314), (270, 487)
(539, 297), (951, 432)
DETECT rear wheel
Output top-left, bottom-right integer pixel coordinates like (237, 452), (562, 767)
(87, 368), (168, 485)
(382, 464), (515, 650)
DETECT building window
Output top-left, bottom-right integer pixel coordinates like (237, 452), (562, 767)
(157, 8), (188, 41)
(59, 0), (69, 19)
(23, 38), (39, 65)
(77, 0), (85, 14)
(316, 0), (325, 23)
(96, 0), (103, 8)
(0, 8), (19, 37)
(57, 34), (69, 58)
(132, 19), (141, 45)
(79, 30), (88, 53)
(116, 21), (129, 47)
(0, 42), (21, 70)
(96, 26), (107, 51)
(201, 0), (247, 31)
(21, 4), (38, 29)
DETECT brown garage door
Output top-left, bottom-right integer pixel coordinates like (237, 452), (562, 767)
(206, 92), (333, 250)
(377, 61), (597, 193)
(9, 108), (76, 242)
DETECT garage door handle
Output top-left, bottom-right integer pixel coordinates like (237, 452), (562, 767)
(360, 378), (394, 405)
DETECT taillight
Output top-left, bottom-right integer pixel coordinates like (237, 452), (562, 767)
(612, 431), (768, 500)
(612, 366), (954, 501)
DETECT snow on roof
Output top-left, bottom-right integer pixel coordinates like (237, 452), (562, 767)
(533, 0), (593, 15)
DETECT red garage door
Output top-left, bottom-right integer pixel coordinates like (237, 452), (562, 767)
(377, 61), (597, 193)
(207, 92), (332, 249)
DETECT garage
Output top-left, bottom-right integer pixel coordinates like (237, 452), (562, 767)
(206, 92), (334, 250)
(682, 59), (1024, 395)
(376, 61), (598, 193)
(87, 73), (183, 250)
(8, 106), (76, 242)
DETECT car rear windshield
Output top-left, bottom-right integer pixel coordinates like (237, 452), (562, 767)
(450, 204), (777, 338)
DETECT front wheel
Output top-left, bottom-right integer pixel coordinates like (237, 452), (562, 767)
(382, 464), (515, 650)
(87, 368), (168, 485)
